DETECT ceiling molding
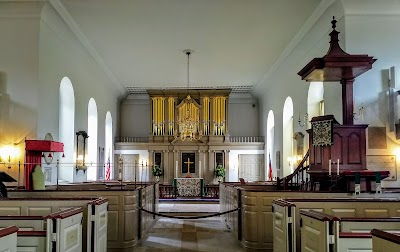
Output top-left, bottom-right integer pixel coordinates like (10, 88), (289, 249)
(341, 0), (400, 16)
(126, 85), (253, 95)
(49, 0), (127, 96)
(253, 0), (337, 94)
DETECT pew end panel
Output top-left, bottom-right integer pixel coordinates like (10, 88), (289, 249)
(0, 226), (18, 252)
(272, 200), (295, 252)
(299, 210), (338, 252)
(47, 207), (83, 252)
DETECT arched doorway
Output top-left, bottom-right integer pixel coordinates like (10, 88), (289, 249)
(266, 110), (275, 180)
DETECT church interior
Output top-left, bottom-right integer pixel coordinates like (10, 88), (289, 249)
(1, 0), (400, 251)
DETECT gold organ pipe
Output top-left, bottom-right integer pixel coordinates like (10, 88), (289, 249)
(157, 98), (160, 136)
(152, 98), (155, 135)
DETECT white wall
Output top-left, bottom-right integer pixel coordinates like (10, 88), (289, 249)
(120, 94), (150, 137)
(37, 3), (122, 181)
(344, 7), (400, 187)
(228, 93), (258, 136)
(0, 2), (43, 181)
(254, 1), (345, 178)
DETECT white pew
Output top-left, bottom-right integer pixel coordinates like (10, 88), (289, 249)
(272, 198), (400, 251)
(47, 208), (83, 252)
(17, 230), (47, 252)
(0, 197), (108, 252)
(372, 229), (400, 252)
(299, 210), (400, 252)
(0, 226), (18, 252)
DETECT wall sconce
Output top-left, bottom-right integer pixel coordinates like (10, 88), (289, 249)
(298, 113), (309, 127)
(76, 131), (89, 173)
(0, 145), (18, 169)
(352, 103), (364, 120)
(287, 157), (293, 167)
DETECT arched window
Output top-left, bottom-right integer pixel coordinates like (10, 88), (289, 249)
(307, 82), (324, 126)
(283, 97), (294, 177)
(87, 98), (98, 181)
(266, 110), (275, 180)
(105, 112), (113, 180)
(59, 77), (75, 182)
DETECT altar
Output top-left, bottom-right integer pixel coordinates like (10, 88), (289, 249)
(174, 178), (204, 197)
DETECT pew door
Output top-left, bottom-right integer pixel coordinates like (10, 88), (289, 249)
(92, 201), (108, 252)
(48, 211), (83, 252)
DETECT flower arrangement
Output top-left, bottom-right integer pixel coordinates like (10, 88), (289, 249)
(215, 164), (225, 178)
(152, 165), (163, 177)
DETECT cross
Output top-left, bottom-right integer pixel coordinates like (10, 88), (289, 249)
(184, 158), (194, 174)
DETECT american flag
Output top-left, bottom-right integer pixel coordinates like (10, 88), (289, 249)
(105, 154), (111, 180)
(268, 153), (273, 181)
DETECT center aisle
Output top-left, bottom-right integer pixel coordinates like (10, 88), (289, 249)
(134, 217), (245, 252)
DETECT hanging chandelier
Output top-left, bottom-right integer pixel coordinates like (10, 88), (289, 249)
(175, 50), (202, 141)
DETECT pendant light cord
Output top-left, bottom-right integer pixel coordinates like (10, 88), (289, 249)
(187, 51), (190, 91)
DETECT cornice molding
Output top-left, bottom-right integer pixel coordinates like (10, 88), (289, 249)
(252, 0), (337, 94)
(49, 0), (126, 97)
(341, 0), (400, 16)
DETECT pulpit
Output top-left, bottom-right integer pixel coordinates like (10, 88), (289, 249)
(174, 178), (204, 197)
(297, 17), (390, 192)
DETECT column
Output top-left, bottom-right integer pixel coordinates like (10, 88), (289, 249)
(208, 150), (215, 184)
(224, 150), (230, 182)
(341, 78), (354, 125)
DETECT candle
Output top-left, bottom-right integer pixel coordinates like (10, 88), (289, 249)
(328, 159), (331, 176)
(199, 161), (202, 178)
(337, 159), (340, 175)
(175, 160), (178, 178)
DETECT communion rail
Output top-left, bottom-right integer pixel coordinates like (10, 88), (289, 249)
(158, 184), (219, 199)
(278, 150), (310, 190)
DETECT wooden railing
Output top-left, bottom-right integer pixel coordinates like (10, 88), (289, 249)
(115, 136), (149, 143)
(158, 183), (220, 199)
(159, 184), (176, 199)
(229, 136), (264, 143)
(278, 150), (310, 190)
(202, 185), (219, 199)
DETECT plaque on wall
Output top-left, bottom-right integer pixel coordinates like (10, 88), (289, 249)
(182, 153), (195, 174)
(367, 155), (396, 180)
(368, 127), (387, 149)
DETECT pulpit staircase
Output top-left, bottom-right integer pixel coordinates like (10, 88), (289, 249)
(278, 150), (310, 191)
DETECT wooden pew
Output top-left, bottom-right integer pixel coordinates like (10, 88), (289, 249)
(10, 182), (157, 250)
(0, 226), (18, 252)
(17, 230), (47, 252)
(371, 229), (400, 252)
(0, 197), (107, 252)
(8, 208), (83, 252)
(299, 210), (400, 252)
(0, 216), (45, 231)
(272, 198), (400, 251)
(47, 207), (83, 252)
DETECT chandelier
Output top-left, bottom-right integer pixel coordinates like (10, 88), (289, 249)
(175, 50), (202, 141)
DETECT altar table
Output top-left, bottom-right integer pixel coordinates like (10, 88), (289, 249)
(174, 178), (204, 197)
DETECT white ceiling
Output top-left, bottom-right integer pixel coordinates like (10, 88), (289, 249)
(60, 0), (321, 93)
